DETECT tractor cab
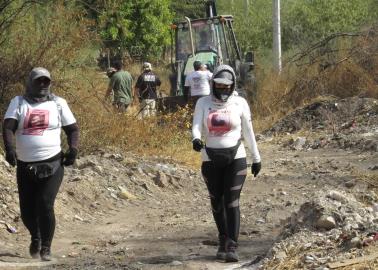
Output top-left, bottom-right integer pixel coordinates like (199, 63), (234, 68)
(158, 1), (255, 111)
(170, 15), (247, 97)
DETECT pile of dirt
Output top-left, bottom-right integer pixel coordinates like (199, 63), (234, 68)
(0, 149), (205, 246)
(260, 189), (378, 269)
(262, 97), (378, 153)
(265, 97), (378, 135)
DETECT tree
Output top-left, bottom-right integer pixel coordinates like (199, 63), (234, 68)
(216, 0), (378, 53)
(81, 0), (173, 60)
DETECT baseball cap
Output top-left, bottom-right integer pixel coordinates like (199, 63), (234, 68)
(143, 62), (152, 70)
(30, 67), (51, 81)
(213, 71), (233, 85)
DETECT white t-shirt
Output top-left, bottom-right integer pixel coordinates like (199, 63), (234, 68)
(192, 95), (261, 163)
(4, 96), (76, 162)
(184, 70), (213, 96)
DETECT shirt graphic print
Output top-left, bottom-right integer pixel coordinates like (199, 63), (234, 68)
(22, 108), (50, 135)
(207, 109), (231, 135)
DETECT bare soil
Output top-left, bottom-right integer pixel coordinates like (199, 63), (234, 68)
(0, 97), (377, 270)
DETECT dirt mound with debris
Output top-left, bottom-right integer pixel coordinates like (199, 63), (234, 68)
(262, 97), (378, 153)
(0, 150), (203, 229)
(262, 190), (378, 269)
(265, 97), (378, 135)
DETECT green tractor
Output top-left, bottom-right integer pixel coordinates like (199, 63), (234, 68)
(159, 0), (255, 110)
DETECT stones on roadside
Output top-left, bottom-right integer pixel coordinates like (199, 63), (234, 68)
(118, 186), (137, 200)
(170, 260), (183, 266)
(316, 215), (336, 230)
(153, 172), (168, 188)
(291, 137), (307, 150)
(327, 190), (349, 203)
(74, 215), (84, 222)
(344, 180), (356, 188)
(263, 186), (378, 270)
(275, 251), (287, 261)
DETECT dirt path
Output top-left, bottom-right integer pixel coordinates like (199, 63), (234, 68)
(0, 139), (377, 269)
(0, 140), (378, 269)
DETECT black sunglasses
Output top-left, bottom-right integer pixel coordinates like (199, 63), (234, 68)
(34, 77), (51, 84)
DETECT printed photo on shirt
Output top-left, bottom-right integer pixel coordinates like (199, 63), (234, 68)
(22, 108), (50, 135)
(207, 109), (231, 135)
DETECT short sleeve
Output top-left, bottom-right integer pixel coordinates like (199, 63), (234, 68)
(57, 97), (76, 126)
(4, 97), (20, 120)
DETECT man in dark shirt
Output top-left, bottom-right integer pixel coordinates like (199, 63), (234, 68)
(134, 62), (161, 117)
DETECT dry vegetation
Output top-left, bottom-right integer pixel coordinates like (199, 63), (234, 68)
(52, 66), (199, 167)
(252, 24), (378, 132)
(0, 9), (377, 171)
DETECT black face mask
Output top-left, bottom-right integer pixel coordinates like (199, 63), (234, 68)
(29, 77), (51, 98)
(213, 86), (233, 102)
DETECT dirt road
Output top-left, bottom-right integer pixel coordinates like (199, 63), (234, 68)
(1, 137), (376, 269)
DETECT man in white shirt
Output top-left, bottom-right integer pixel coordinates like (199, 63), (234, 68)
(184, 60), (213, 105)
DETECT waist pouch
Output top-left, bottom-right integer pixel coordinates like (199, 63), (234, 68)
(205, 140), (241, 167)
(26, 159), (61, 179)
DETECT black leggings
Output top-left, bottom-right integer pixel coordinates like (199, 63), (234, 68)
(201, 158), (247, 242)
(16, 156), (64, 248)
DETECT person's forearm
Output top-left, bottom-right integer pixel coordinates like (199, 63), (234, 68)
(2, 119), (17, 152)
(62, 123), (79, 150)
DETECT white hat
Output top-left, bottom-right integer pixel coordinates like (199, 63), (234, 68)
(213, 71), (234, 85)
(30, 67), (51, 81)
(143, 62), (152, 71)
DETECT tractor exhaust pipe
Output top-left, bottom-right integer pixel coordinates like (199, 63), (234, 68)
(185, 16), (195, 57)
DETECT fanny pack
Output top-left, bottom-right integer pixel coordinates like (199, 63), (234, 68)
(205, 140), (241, 167)
(26, 159), (61, 179)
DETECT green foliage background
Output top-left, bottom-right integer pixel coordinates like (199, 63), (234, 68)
(216, 0), (378, 54)
(80, 0), (173, 60)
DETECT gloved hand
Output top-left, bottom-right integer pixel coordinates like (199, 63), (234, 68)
(251, 162), (261, 177)
(5, 149), (17, 167)
(63, 148), (78, 166)
(192, 139), (204, 152)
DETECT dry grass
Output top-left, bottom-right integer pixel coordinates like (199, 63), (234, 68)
(55, 66), (200, 168)
(252, 24), (378, 131)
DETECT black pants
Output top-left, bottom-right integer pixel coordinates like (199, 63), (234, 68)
(201, 158), (247, 242)
(16, 155), (64, 248)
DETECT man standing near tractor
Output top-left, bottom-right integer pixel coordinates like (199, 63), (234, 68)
(184, 60), (213, 105)
(134, 62), (161, 118)
(105, 60), (133, 112)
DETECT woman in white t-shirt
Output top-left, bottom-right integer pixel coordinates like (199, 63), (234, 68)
(191, 65), (261, 262)
(2, 67), (79, 261)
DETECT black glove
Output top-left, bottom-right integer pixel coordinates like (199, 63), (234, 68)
(192, 139), (204, 152)
(5, 149), (17, 167)
(251, 162), (261, 177)
(63, 148), (78, 166)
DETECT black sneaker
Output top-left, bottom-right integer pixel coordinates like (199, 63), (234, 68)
(40, 246), (52, 261)
(225, 239), (239, 262)
(216, 235), (226, 260)
(29, 239), (41, 259)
